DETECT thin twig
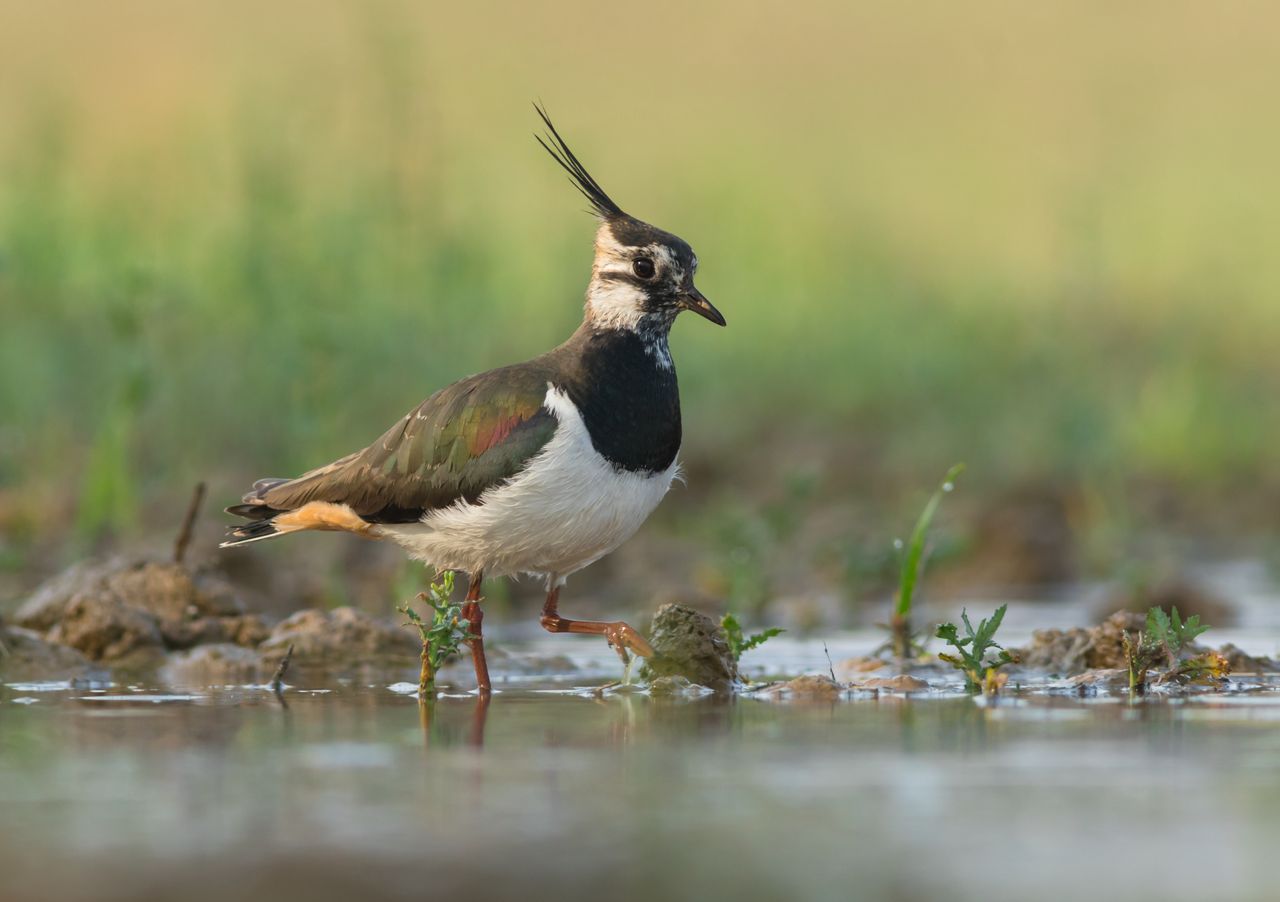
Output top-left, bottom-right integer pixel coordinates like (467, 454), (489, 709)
(271, 643), (295, 696)
(823, 642), (837, 684)
(173, 482), (207, 565)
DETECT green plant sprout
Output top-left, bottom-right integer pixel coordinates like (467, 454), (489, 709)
(885, 463), (965, 660)
(936, 604), (1015, 693)
(396, 570), (470, 697)
(721, 613), (784, 663)
(1122, 606), (1227, 691)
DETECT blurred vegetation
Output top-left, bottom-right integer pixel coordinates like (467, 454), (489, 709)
(0, 2), (1277, 592)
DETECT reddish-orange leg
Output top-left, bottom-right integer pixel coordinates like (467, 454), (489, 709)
(460, 571), (491, 695)
(539, 586), (655, 664)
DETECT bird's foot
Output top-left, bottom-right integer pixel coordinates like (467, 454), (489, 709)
(603, 622), (655, 659)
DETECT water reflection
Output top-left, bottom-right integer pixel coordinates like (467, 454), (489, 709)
(3, 679), (1280, 901)
(419, 693), (490, 749)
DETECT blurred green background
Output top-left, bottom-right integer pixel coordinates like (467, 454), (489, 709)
(1, 1), (1277, 615)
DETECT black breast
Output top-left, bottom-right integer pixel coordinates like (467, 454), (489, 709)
(553, 327), (682, 473)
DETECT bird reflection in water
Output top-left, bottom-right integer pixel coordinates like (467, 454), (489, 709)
(420, 693), (491, 750)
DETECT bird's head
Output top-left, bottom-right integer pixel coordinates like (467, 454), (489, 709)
(535, 105), (725, 334)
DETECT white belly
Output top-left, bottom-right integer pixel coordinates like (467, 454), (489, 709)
(382, 385), (677, 584)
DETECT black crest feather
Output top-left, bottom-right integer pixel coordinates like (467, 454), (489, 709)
(534, 103), (624, 220)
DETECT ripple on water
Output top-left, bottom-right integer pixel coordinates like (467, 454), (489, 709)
(4, 681), (74, 692)
(77, 694), (204, 703)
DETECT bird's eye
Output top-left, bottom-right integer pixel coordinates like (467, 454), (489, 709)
(632, 257), (656, 280)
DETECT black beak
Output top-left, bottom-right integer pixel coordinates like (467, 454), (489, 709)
(678, 285), (726, 326)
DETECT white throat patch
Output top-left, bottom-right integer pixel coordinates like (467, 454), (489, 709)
(585, 278), (647, 331)
(585, 225), (679, 368)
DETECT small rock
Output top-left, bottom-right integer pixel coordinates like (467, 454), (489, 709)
(0, 626), (94, 681)
(854, 674), (929, 692)
(260, 606), (418, 667)
(638, 603), (739, 692)
(160, 644), (267, 686)
(768, 674), (844, 699)
(47, 592), (166, 667)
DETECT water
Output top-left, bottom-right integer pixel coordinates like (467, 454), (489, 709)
(3, 644), (1280, 902)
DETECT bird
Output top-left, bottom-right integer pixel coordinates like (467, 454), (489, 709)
(221, 105), (725, 693)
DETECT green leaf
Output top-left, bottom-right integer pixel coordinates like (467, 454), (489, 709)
(1147, 607), (1171, 644)
(720, 613), (782, 661)
(935, 603), (1013, 693)
(976, 603), (1008, 646)
(895, 463), (964, 618)
(740, 627), (784, 654)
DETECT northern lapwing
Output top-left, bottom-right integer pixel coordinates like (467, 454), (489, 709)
(222, 106), (725, 693)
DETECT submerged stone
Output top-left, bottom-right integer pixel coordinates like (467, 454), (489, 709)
(638, 603), (739, 692)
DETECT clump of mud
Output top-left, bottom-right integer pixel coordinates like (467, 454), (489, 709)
(5, 555), (511, 683)
(11, 556), (265, 669)
(638, 603), (739, 692)
(1014, 610), (1145, 675)
(1015, 609), (1278, 676)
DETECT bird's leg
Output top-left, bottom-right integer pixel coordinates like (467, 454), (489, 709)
(460, 571), (492, 695)
(539, 586), (655, 664)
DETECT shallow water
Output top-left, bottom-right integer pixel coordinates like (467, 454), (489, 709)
(4, 642), (1280, 902)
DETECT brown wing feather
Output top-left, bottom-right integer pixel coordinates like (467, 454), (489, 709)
(231, 364), (558, 524)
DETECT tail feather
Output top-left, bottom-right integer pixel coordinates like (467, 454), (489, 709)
(220, 517), (281, 548)
(222, 477), (290, 547)
(249, 477), (290, 499)
(226, 502), (275, 521)
(222, 490), (379, 548)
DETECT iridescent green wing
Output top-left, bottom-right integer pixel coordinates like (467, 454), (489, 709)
(260, 365), (557, 521)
